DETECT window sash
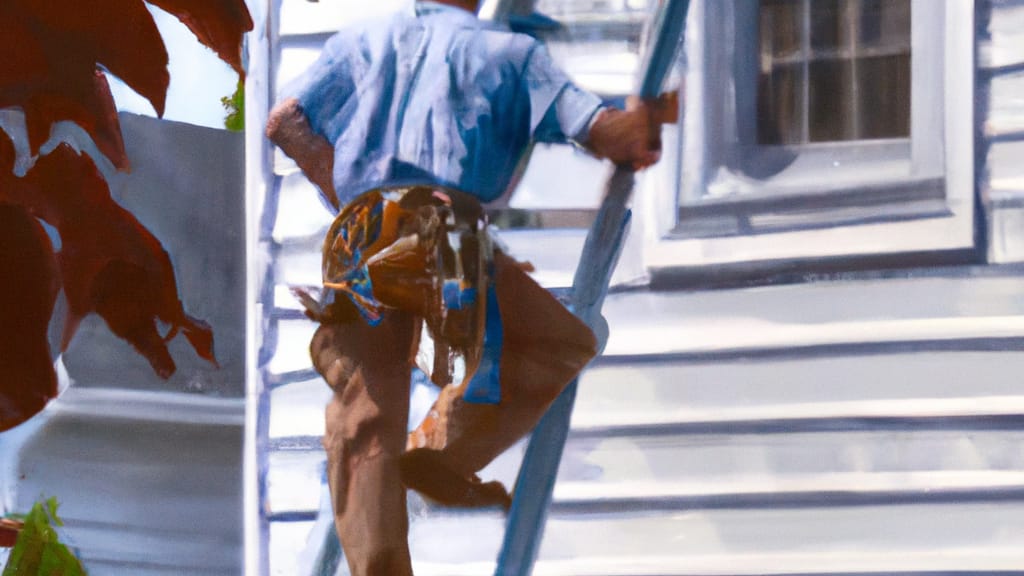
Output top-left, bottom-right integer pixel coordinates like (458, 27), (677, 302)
(632, 0), (973, 274)
(680, 0), (944, 212)
(757, 0), (913, 145)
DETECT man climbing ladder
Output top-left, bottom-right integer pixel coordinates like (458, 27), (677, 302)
(266, 1), (677, 572)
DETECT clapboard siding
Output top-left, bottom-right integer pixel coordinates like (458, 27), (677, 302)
(981, 0), (1024, 261)
(8, 389), (245, 576)
(407, 504), (1024, 575)
(979, 0), (1024, 71)
(256, 267), (1024, 574)
(987, 71), (1024, 138)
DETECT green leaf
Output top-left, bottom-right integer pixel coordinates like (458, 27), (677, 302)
(44, 497), (62, 528)
(3, 498), (86, 575)
(221, 78), (245, 132)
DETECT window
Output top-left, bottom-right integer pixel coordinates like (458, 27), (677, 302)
(638, 0), (975, 273)
(758, 0), (911, 144)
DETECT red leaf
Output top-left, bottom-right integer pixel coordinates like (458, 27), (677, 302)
(19, 68), (129, 172)
(25, 144), (217, 379)
(9, 0), (170, 117)
(0, 0), (251, 171)
(146, 0), (254, 76)
(0, 6), (130, 170)
(0, 15), (48, 90)
(0, 203), (59, 433)
(0, 124), (15, 179)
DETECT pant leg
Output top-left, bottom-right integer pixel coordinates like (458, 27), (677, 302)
(407, 251), (598, 478)
(311, 310), (417, 576)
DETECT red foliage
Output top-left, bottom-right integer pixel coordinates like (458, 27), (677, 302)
(9, 0), (171, 115)
(0, 0), (253, 170)
(0, 16), (48, 91)
(0, 2), (150, 170)
(22, 66), (129, 173)
(0, 0), (251, 427)
(147, 0), (254, 76)
(0, 199), (59, 432)
(27, 144), (217, 378)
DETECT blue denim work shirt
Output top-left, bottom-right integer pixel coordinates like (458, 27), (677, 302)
(288, 1), (604, 208)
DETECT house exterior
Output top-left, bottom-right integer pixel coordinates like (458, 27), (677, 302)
(0, 113), (248, 575)
(244, 0), (1024, 574)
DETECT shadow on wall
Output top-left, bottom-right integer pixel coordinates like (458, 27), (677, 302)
(57, 113), (247, 397)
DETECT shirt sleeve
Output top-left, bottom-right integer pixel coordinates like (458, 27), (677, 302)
(284, 32), (359, 142)
(522, 43), (604, 145)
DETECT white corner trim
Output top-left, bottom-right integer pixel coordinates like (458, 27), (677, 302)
(48, 386), (245, 427)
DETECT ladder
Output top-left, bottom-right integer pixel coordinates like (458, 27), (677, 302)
(495, 2), (689, 573)
(283, 1), (690, 574)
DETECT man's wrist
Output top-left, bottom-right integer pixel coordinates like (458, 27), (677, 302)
(578, 106), (610, 143)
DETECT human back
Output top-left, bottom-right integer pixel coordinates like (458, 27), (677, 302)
(292, 2), (578, 205)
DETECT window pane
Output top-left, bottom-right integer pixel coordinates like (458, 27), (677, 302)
(859, 0), (911, 51)
(758, 0), (805, 144)
(807, 59), (853, 142)
(856, 54), (911, 138)
(760, 0), (802, 59)
(758, 63), (805, 145)
(809, 0), (845, 53)
(757, 0), (911, 145)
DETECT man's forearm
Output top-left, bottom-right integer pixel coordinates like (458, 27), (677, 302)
(581, 91), (679, 171)
(266, 98), (340, 210)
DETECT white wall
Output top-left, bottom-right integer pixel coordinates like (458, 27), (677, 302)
(59, 113), (248, 397)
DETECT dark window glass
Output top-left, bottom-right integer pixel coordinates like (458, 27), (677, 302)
(757, 0), (911, 145)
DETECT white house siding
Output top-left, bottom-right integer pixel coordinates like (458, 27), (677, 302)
(980, 0), (1024, 262)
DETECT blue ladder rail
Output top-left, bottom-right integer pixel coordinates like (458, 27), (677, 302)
(494, 1), (690, 574)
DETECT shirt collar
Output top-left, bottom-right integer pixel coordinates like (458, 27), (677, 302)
(415, 1), (479, 21)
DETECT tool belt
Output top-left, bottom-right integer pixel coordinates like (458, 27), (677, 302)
(295, 185), (501, 402)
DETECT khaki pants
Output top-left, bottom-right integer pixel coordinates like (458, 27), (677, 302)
(312, 309), (417, 576)
(406, 252), (598, 477)
(311, 252), (597, 576)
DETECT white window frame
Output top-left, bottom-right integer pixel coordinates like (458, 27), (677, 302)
(637, 0), (975, 274)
